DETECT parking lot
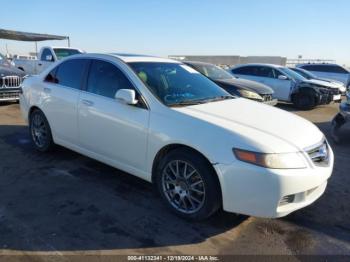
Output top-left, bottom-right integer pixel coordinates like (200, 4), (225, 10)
(0, 101), (349, 258)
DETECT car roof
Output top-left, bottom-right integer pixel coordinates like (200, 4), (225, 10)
(44, 46), (82, 50)
(297, 63), (340, 67)
(110, 53), (179, 63)
(65, 53), (181, 64)
(232, 63), (284, 69)
(183, 61), (215, 66)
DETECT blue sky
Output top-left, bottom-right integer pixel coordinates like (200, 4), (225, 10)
(1, 0), (349, 65)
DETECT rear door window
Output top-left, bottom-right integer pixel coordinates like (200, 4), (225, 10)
(254, 66), (274, 78)
(54, 59), (89, 89)
(44, 67), (58, 83)
(231, 66), (255, 75)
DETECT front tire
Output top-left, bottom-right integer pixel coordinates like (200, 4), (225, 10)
(155, 148), (221, 221)
(293, 91), (317, 110)
(29, 109), (55, 152)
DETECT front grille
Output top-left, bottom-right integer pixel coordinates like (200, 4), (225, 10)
(306, 140), (330, 166)
(1, 76), (22, 88)
(328, 88), (340, 95)
(261, 94), (273, 102)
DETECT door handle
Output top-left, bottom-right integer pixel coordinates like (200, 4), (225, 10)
(38, 63), (42, 66)
(43, 87), (51, 93)
(82, 99), (94, 106)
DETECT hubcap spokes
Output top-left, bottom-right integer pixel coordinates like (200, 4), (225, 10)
(162, 160), (205, 214)
(31, 114), (47, 147)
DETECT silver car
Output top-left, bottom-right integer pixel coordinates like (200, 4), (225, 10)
(296, 63), (350, 88)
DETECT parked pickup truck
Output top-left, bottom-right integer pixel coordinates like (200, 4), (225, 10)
(14, 46), (84, 75)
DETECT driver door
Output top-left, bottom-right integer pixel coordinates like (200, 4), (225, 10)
(78, 59), (150, 171)
(259, 67), (292, 101)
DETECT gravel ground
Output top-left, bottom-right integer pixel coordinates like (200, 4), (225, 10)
(0, 101), (349, 260)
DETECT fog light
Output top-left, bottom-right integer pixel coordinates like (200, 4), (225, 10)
(279, 194), (295, 206)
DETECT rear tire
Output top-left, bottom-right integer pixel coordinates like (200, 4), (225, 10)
(29, 109), (55, 152)
(155, 148), (222, 221)
(293, 91), (317, 110)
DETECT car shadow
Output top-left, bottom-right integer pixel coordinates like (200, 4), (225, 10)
(276, 102), (299, 112)
(0, 125), (247, 251)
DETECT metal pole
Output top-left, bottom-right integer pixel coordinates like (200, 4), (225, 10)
(67, 37), (70, 47)
(35, 42), (38, 57)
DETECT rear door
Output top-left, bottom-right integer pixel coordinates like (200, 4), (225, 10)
(78, 59), (150, 172)
(41, 58), (89, 145)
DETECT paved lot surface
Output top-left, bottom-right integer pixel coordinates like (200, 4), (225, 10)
(0, 101), (349, 259)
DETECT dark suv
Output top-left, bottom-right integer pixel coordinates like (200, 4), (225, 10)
(0, 54), (25, 102)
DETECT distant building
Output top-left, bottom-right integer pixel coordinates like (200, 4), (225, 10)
(286, 58), (336, 67)
(169, 55), (287, 67)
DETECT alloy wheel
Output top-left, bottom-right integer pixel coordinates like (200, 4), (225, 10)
(161, 160), (206, 214)
(31, 113), (48, 148)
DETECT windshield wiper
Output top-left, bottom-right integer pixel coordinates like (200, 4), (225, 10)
(168, 100), (207, 107)
(198, 95), (234, 103)
(168, 95), (234, 107)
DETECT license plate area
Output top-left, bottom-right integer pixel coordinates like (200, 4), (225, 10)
(333, 94), (341, 100)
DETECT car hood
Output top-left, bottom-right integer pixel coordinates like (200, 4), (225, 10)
(0, 66), (25, 77)
(302, 79), (341, 89)
(174, 98), (324, 153)
(316, 78), (346, 92)
(215, 78), (274, 94)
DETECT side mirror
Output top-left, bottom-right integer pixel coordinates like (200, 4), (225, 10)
(278, 75), (288, 80)
(115, 89), (138, 105)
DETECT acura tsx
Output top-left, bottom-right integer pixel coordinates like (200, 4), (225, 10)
(20, 53), (334, 220)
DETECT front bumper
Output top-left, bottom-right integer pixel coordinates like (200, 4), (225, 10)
(318, 91), (342, 104)
(214, 146), (334, 218)
(0, 88), (21, 102)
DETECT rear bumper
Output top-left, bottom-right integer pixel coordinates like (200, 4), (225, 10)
(214, 146), (334, 218)
(0, 88), (21, 102)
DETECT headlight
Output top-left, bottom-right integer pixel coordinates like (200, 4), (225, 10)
(233, 148), (306, 169)
(238, 90), (263, 100)
(318, 87), (331, 94)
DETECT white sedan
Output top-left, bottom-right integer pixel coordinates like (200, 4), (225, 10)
(230, 64), (342, 109)
(20, 54), (334, 220)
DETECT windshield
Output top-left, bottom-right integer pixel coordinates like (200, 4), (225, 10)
(128, 62), (232, 106)
(291, 68), (317, 80)
(190, 63), (234, 80)
(53, 48), (82, 60)
(279, 67), (306, 81)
